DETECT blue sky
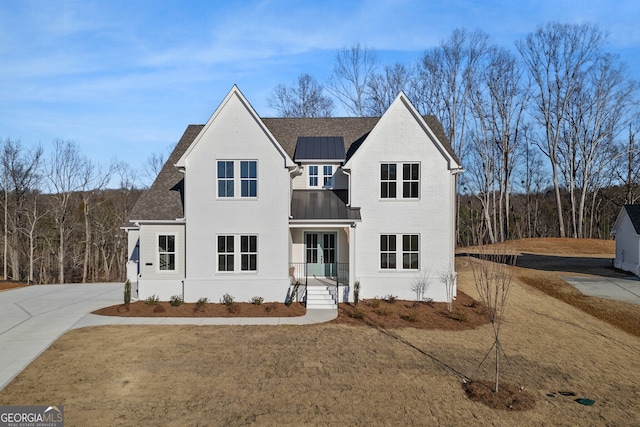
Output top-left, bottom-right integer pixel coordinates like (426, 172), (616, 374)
(1, 0), (639, 187)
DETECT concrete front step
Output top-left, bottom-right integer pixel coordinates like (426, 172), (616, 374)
(306, 286), (337, 310)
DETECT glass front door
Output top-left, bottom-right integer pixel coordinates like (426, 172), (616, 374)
(305, 232), (337, 277)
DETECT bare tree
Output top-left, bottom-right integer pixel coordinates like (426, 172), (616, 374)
(268, 73), (334, 118)
(366, 63), (411, 116)
(0, 139), (42, 281)
(326, 43), (378, 116)
(142, 151), (166, 187)
(517, 22), (606, 238)
(46, 140), (91, 283)
(469, 249), (515, 393)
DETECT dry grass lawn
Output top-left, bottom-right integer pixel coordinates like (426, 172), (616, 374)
(1, 238), (639, 426)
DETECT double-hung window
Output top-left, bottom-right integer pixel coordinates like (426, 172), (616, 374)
(217, 160), (258, 198)
(323, 165), (334, 188)
(158, 235), (176, 271)
(241, 235), (257, 271)
(218, 235), (258, 272)
(308, 166), (318, 187)
(380, 235), (397, 269)
(403, 163), (419, 198)
(380, 163), (397, 198)
(380, 234), (419, 270)
(217, 161), (234, 197)
(380, 163), (420, 199)
(218, 235), (234, 271)
(241, 161), (257, 197)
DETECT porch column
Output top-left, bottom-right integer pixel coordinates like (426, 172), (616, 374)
(349, 224), (356, 286)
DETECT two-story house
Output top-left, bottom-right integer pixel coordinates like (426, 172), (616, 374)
(125, 85), (462, 308)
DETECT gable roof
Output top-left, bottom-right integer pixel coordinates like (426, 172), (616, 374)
(128, 89), (459, 223)
(129, 124), (203, 222)
(293, 137), (346, 161)
(624, 204), (640, 234)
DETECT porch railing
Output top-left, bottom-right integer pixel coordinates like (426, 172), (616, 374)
(289, 262), (349, 287)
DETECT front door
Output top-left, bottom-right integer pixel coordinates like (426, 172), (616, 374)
(305, 232), (337, 277)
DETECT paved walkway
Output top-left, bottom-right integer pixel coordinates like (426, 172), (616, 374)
(0, 284), (336, 391)
(562, 275), (640, 305)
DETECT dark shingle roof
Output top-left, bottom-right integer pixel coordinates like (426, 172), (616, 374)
(293, 137), (345, 161)
(624, 204), (640, 234)
(128, 124), (204, 221)
(129, 115), (458, 222)
(291, 190), (361, 221)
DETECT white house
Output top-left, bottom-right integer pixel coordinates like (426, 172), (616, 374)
(611, 204), (640, 277)
(125, 85), (462, 307)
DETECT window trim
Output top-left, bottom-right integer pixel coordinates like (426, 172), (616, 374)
(216, 160), (258, 199)
(157, 233), (177, 272)
(379, 233), (420, 271)
(380, 162), (420, 200)
(217, 234), (258, 273)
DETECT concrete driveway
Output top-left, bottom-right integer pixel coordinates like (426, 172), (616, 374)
(562, 275), (640, 305)
(0, 283), (122, 390)
(0, 283), (337, 391)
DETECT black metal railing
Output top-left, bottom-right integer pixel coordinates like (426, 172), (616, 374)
(289, 262), (349, 287)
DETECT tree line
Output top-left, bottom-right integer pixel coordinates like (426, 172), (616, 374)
(269, 22), (640, 245)
(0, 138), (143, 284)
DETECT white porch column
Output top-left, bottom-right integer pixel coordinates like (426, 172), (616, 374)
(349, 224), (356, 286)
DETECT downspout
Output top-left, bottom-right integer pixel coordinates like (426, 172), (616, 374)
(178, 167), (186, 298)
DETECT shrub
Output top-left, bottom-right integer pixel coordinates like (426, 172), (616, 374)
(377, 306), (393, 317)
(369, 298), (381, 309)
(196, 297), (209, 306)
(383, 294), (397, 304)
(145, 294), (159, 305)
(353, 280), (361, 306)
(123, 280), (131, 309)
(349, 309), (365, 320)
(250, 296), (264, 305)
(220, 293), (235, 306)
(170, 294), (183, 307)
(448, 310), (467, 322)
(405, 311), (419, 323)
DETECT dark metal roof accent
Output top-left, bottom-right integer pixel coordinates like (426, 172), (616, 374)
(624, 204), (640, 234)
(130, 115), (458, 223)
(293, 136), (346, 161)
(291, 190), (361, 221)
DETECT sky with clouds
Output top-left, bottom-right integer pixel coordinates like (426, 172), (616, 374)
(1, 0), (639, 186)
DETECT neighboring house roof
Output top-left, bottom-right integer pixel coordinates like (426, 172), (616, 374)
(293, 137), (346, 161)
(128, 124), (203, 221)
(624, 204), (640, 234)
(291, 190), (361, 221)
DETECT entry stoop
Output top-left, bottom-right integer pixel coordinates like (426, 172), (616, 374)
(305, 286), (337, 309)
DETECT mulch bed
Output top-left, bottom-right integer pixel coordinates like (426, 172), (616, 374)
(93, 301), (307, 317)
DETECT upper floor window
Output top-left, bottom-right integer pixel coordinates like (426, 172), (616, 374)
(309, 166), (318, 187)
(217, 161), (234, 197)
(158, 234), (176, 271)
(323, 165), (334, 188)
(217, 160), (257, 199)
(381, 163), (420, 199)
(241, 161), (257, 197)
(380, 163), (397, 198)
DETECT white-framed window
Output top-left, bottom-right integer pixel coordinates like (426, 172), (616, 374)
(323, 165), (334, 188)
(217, 235), (234, 271)
(217, 234), (258, 272)
(217, 160), (258, 198)
(380, 234), (419, 270)
(380, 235), (396, 269)
(309, 165), (319, 187)
(380, 163), (397, 198)
(403, 163), (420, 198)
(158, 234), (176, 271)
(241, 161), (257, 197)
(380, 163), (420, 199)
(241, 235), (257, 271)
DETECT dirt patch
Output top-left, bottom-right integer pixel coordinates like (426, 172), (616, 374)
(94, 301), (307, 317)
(0, 281), (27, 291)
(463, 380), (536, 411)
